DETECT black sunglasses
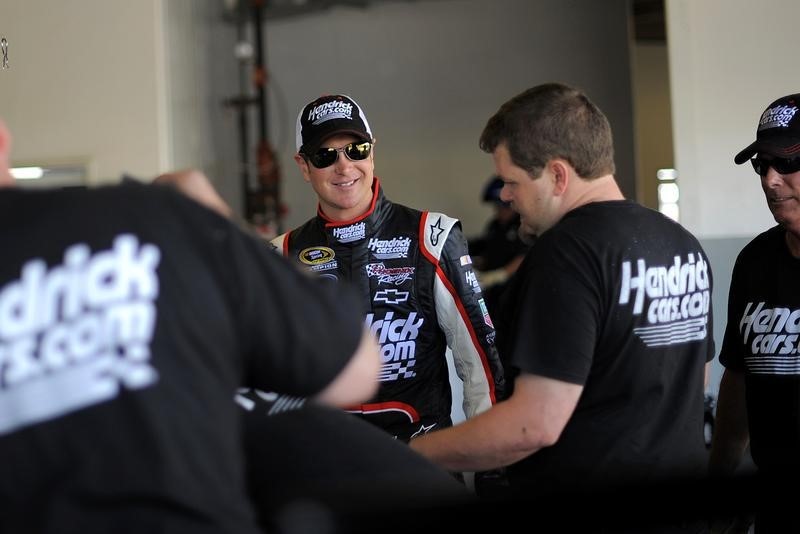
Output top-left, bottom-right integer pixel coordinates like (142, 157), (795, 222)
(750, 155), (800, 177)
(305, 141), (373, 169)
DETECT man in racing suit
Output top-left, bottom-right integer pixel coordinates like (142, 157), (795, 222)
(273, 94), (505, 442)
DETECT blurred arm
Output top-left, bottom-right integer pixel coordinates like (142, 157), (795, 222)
(312, 327), (380, 408)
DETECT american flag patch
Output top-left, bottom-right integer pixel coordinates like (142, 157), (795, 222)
(478, 298), (494, 328)
(459, 255), (472, 266)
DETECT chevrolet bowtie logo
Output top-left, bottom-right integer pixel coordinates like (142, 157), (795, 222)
(374, 289), (410, 304)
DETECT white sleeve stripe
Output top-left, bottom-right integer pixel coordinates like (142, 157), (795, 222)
(433, 262), (494, 419)
(420, 211), (458, 260)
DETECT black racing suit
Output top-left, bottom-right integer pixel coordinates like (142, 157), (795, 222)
(273, 179), (505, 441)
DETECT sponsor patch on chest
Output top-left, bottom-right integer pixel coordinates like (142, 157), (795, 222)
(298, 246), (338, 271)
(366, 262), (415, 286)
(367, 236), (411, 259)
(332, 222), (365, 243)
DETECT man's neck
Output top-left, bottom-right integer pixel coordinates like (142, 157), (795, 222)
(567, 174), (624, 211)
(320, 204), (370, 223)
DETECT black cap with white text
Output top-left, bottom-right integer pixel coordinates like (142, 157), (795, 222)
(734, 93), (800, 164)
(295, 94), (373, 155)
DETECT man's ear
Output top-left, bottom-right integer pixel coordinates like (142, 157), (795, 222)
(0, 119), (11, 163)
(550, 160), (570, 196)
(294, 153), (311, 183)
(0, 119), (14, 186)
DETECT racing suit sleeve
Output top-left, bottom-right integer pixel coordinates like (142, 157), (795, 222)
(420, 212), (506, 419)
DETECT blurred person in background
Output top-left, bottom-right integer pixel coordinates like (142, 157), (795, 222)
(467, 174), (531, 316)
(0, 118), (380, 534)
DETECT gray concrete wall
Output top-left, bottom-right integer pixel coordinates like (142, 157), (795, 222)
(257, 0), (636, 237)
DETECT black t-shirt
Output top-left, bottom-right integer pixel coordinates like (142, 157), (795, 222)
(496, 200), (714, 493)
(0, 183), (363, 533)
(719, 225), (800, 473)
